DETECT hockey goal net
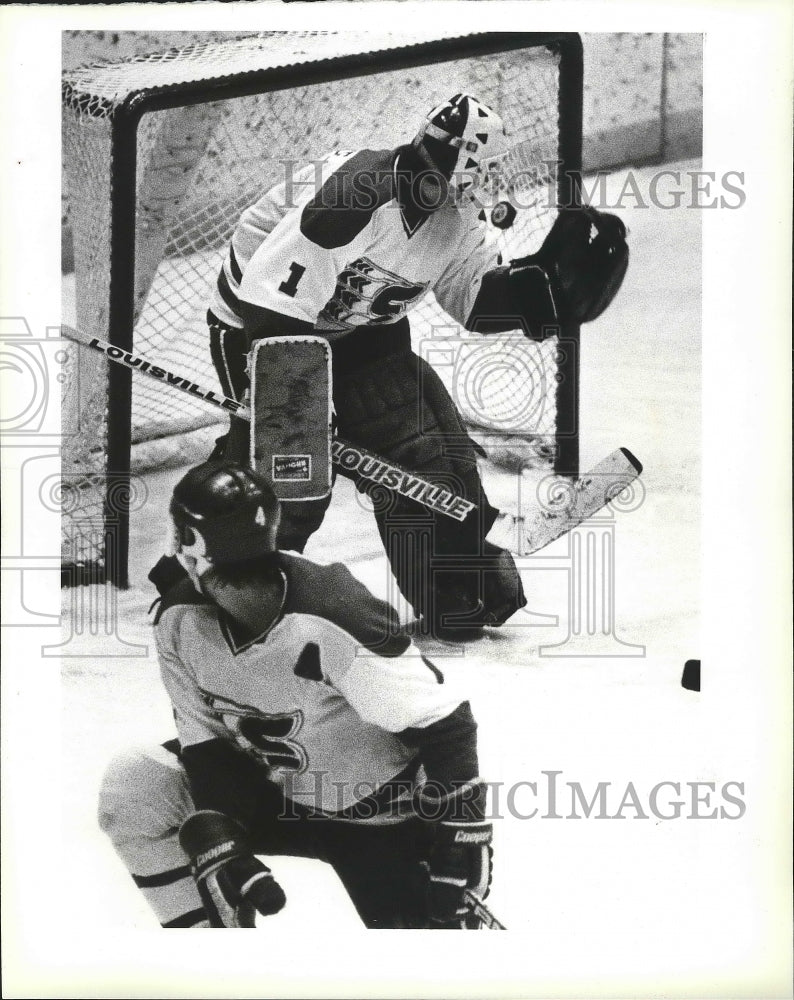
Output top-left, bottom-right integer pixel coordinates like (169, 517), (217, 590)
(62, 31), (582, 586)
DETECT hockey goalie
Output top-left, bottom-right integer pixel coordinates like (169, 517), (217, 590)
(195, 93), (629, 639)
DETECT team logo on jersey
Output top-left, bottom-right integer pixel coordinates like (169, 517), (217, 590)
(200, 690), (308, 774)
(321, 257), (427, 330)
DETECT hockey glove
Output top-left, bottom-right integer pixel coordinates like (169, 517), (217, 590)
(526, 205), (628, 330)
(472, 206), (628, 340)
(179, 810), (286, 928)
(420, 780), (493, 928)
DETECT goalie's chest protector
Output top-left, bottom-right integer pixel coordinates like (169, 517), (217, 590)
(239, 149), (474, 334)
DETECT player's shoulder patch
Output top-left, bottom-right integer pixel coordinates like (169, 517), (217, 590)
(300, 148), (395, 250)
(152, 577), (212, 626)
(277, 552), (410, 656)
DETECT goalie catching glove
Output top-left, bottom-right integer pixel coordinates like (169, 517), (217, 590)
(419, 779), (493, 928)
(470, 205), (629, 340)
(179, 810), (286, 927)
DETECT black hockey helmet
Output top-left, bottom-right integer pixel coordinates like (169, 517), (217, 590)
(169, 461), (280, 575)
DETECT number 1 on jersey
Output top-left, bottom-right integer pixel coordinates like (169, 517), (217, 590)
(278, 261), (306, 298)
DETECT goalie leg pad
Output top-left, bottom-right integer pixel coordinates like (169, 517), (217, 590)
(98, 744), (207, 927)
(206, 314), (334, 548)
(249, 335), (332, 502)
(248, 335), (334, 551)
(336, 350), (492, 533)
(334, 345), (524, 625)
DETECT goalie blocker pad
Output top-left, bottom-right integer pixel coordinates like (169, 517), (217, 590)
(249, 336), (332, 502)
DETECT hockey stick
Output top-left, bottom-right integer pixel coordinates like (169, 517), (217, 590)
(63, 327), (644, 550)
(464, 889), (506, 930)
(61, 327), (476, 524)
(490, 446), (644, 555)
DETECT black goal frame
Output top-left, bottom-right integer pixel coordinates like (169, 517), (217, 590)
(63, 31), (583, 588)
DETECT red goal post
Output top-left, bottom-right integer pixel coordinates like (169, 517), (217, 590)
(61, 31), (583, 587)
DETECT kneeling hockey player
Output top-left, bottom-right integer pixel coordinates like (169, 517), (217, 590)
(100, 461), (494, 928)
(205, 93), (628, 638)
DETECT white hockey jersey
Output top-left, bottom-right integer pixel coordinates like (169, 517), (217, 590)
(154, 553), (465, 818)
(210, 148), (503, 338)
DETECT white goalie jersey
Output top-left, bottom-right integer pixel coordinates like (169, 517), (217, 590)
(210, 148), (503, 337)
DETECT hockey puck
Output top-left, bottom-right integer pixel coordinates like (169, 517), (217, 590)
(491, 201), (517, 230)
(681, 659), (700, 691)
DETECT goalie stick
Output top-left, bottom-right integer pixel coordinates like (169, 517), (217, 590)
(63, 327), (475, 523)
(489, 446), (644, 555)
(62, 326), (643, 550)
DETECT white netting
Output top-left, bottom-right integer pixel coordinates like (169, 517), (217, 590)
(62, 32), (567, 577)
(64, 32), (467, 107)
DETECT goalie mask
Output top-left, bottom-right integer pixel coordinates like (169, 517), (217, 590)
(168, 461), (280, 586)
(412, 93), (507, 204)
